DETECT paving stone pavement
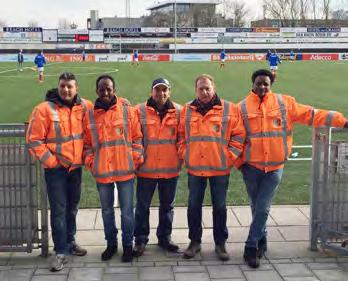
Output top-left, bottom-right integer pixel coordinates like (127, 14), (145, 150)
(0, 206), (347, 281)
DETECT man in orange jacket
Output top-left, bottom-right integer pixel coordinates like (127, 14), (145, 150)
(178, 74), (246, 261)
(83, 74), (144, 263)
(26, 72), (93, 271)
(133, 78), (181, 257)
(239, 69), (348, 268)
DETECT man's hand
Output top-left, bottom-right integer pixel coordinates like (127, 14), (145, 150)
(344, 121), (348, 129)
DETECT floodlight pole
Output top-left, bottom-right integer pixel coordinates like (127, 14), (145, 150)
(174, 0), (177, 54)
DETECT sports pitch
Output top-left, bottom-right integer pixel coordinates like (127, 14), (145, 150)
(1, 60), (347, 207)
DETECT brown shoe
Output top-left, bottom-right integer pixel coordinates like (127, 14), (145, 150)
(215, 243), (230, 261)
(133, 243), (146, 257)
(70, 242), (87, 256)
(183, 241), (201, 259)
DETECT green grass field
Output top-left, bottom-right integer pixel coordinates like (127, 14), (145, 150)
(1, 60), (347, 208)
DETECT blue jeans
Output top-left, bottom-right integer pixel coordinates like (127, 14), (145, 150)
(134, 176), (178, 245)
(187, 174), (229, 244)
(45, 167), (82, 255)
(241, 164), (283, 248)
(97, 179), (134, 247)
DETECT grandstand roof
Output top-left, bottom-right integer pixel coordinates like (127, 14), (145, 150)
(147, 0), (221, 11)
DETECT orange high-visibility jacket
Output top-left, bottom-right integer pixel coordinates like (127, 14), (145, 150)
(238, 91), (347, 172)
(178, 99), (246, 177)
(26, 96), (93, 170)
(135, 101), (182, 179)
(83, 98), (144, 183)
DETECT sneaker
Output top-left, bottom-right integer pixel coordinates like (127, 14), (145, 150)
(50, 254), (68, 272)
(133, 243), (146, 257)
(101, 245), (117, 261)
(70, 242), (87, 256)
(257, 236), (267, 258)
(122, 246), (133, 262)
(243, 246), (260, 268)
(158, 240), (179, 252)
(215, 243), (230, 261)
(183, 241), (201, 259)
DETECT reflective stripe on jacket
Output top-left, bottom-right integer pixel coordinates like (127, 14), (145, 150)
(178, 99), (246, 177)
(26, 98), (93, 170)
(238, 91), (347, 172)
(83, 98), (144, 183)
(136, 102), (182, 179)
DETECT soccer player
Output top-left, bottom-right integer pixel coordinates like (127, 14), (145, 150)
(220, 49), (226, 69)
(34, 51), (46, 83)
(268, 50), (281, 81)
(132, 49), (139, 66)
(289, 50), (295, 61)
(82, 49), (86, 62)
(17, 49), (24, 71)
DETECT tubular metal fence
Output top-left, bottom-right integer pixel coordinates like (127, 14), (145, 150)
(0, 123), (48, 256)
(310, 127), (348, 255)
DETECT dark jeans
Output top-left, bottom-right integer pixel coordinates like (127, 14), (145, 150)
(45, 167), (82, 255)
(134, 176), (178, 245)
(187, 174), (229, 245)
(241, 164), (283, 248)
(97, 179), (134, 247)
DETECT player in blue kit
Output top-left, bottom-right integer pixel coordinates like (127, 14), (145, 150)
(34, 51), (46, 83)
(18, 49), (24, 71)
(268, 50), (281, 81)
(220, 49), (226, 69)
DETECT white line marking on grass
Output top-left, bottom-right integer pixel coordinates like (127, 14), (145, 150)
(0, 62), (64, 74)
(0, 68), (119, 79)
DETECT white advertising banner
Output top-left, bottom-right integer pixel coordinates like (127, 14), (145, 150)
(42, 29), (58, 42)
(89, 30), (104, 42)
(198, 27), (225, 33)
(58, 29), (88, 35)
(95, 54), (132, 62)
(0, 32), (42, 43)
(141, 27), (170, 33)
(104, 38), (160, 43)
(191, 33), (219, 38)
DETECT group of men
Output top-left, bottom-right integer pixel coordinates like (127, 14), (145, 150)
(26, 69), (348, 272)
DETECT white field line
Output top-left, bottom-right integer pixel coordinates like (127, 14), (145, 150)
(0, 62), (64, 74)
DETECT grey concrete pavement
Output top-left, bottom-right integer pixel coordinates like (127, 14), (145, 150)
(0, 205), (347, 281)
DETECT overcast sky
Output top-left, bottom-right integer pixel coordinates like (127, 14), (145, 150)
(0, 0), (347, 29)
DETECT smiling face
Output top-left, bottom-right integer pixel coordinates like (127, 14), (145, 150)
(195, 77), (215, 104)
(96, 78), (116, 104)
(58, 79), (78, 104)
(252, 75), (271, 97)
(152, 84), (170, 107)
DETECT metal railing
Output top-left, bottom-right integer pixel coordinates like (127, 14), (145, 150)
(0, 124), (48, 256)
(310, 127), (348, 255)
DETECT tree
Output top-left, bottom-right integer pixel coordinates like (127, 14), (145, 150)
(220, 0), (248, 26)
(28, 20), (39, 27)
(58, 18), (72, 29)
(331, 9), (348, 20)
(322, 0), (331, 21)
(0, 19), (6, 28)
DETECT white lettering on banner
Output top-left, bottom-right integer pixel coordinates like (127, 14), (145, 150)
(142, 54), (159, 61)
(310, 55), (331, 60)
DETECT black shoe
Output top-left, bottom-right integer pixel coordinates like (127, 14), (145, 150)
(183, 241), (201, 259)
(133, 243), (146, 257)
(122, 246), (133, 262)
(257, 236), (267, 258)
(243, 246), (260, 268)
(215, 243), (230, 261)
(101, 245), (117, 261)
(158, 240), (179, 252)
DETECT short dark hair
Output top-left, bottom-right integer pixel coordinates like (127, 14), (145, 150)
(251, 69), (274, 85)
(59, 72), (77, 82)
(96, 74), (115, 90)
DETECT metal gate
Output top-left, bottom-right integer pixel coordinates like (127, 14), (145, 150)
(0, 123), (48, 256)
(310, 127), (348, 255)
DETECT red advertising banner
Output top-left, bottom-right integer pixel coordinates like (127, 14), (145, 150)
(45, 54), (96, 62)
(302, 53), (339, 61)
(139, 54), (170, 62)
(211, 53), (266, 61)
